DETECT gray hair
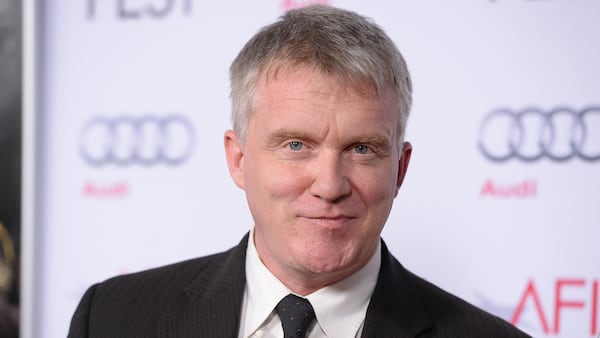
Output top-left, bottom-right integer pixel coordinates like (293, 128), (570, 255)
(229, 5), (412, 145)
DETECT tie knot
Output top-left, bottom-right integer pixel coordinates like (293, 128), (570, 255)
(275, 294), (316, 338)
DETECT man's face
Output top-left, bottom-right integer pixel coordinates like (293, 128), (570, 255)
(225, 66), (411, 292)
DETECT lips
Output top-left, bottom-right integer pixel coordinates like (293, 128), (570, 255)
(299, 215), (356, 228)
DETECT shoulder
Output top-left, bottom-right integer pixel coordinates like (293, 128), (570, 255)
(90, 236), (247, 308)
(406, 270), (530, 337)
(93, 251), (225, 304)
(68, 236), (248, 337)
(372, 241), (530, 337)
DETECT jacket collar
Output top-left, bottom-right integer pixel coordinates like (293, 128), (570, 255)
(361, 240), (433, 337)
(156, 234), (433, 337)
(158, 234), (249, 337)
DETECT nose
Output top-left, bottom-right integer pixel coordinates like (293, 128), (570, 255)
(308, 151), (352, 202)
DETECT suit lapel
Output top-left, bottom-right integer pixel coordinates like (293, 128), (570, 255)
(158, 234), (249, 337)
(361, 241), (433, 337)
(155, 235), (433, 337)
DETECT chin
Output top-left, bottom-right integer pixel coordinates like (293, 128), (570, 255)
(298, 249), (358, 276)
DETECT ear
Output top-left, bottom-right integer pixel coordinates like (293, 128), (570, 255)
(224, 130), (245, 189)
(394, 141), (412, 197)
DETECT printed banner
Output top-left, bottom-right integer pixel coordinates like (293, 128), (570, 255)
(27, 1), (600, 337)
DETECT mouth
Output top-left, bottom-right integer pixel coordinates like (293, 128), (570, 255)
(299, 215), (356, 228)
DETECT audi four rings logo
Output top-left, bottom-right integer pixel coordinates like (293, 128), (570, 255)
(79, 115), (195, 166)
(478, 107), (600, 162)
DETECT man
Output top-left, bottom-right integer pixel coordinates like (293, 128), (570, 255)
(69, 5), (530, 337)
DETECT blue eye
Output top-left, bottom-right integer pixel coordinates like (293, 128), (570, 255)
(354, 145), (370, 154)
(288, 141), (303, 151)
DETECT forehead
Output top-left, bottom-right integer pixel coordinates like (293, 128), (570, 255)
(249, 65), (399, 141)
(259, 63), (380, 98)
(254, 65), (397, 113)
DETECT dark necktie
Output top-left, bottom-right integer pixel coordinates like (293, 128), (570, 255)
(275, 294), (316, 338)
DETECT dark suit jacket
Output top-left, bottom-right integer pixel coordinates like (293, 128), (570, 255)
(68, 234), (530, 337)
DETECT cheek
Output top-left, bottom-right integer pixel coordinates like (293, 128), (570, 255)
(354, 167), (398, 200)
(247, 161), (309, 200)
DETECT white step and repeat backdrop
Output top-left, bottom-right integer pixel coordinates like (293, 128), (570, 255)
(24, 0), (600, 337)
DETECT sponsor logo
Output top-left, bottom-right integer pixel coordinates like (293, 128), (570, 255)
(478, 107), (600, 163)
(511, 278), (599, 335)
(79, 114), (195, 167)
(87, 0), (193, 20)
(480, 178), (536, 198)
(83, 181), (129, 197)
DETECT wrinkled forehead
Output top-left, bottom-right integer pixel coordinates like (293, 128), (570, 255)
(249, 64), (402, 145)
(256, 62), (397, 109)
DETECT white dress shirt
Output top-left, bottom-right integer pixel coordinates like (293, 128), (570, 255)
(238, 228), (381, 338)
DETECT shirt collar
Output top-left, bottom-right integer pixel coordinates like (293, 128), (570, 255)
(244, 228), (291, 335)
(306, 241), (381, 337)
(245, 227), (381, 337)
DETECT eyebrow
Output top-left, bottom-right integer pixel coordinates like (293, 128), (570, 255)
(352, 135), (392, 153)
(266, 130), (320, 147)
(269, 130), (310, 141)
(268, 129), (392, 149)
(353, 135), (389, 145)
